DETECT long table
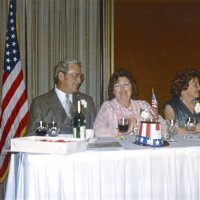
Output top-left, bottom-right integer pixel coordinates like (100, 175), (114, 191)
(5, 135), (200, 200)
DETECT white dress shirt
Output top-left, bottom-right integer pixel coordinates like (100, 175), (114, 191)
(55, 87), (72, 110)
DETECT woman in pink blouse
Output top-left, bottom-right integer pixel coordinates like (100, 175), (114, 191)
(94, 69), (153, 137)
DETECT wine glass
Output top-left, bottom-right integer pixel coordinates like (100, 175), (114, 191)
(166, 119), (178, 142)
(35, 121), (47, 136)
(184, 117), (196, 139)
(47, 121), (60, 137)
(117, 117), (129, 140)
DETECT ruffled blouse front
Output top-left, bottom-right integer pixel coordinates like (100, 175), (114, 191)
(94, 98), (151, 137)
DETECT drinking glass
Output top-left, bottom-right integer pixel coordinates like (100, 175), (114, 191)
(184, 117), (196, 139)
(35, 121), (47, 136)
(166, 119), (178, 142)
(117, 118), (129, 140)
(47, 121), (60, 137)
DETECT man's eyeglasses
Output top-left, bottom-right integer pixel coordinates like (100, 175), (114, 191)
(114, 82), (131, 90)
(66, 73), (84, 80)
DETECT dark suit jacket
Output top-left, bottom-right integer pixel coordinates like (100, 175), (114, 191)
(26, 89), (96, 135)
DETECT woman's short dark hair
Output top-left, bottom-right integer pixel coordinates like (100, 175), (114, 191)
(171, 68), (200, 98)
(108, 68), (138, 100)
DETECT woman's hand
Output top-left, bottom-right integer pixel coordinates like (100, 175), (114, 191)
(128, 116), (137, 133)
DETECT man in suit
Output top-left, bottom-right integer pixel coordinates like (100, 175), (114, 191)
(26, 59), (96, 135)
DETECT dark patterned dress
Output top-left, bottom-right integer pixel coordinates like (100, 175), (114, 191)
(163, 98), (200, 127)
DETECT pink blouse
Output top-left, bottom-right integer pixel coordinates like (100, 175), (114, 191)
(94, 98), (152, 137)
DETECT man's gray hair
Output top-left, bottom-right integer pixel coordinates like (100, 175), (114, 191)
(54, 59), (81, 84)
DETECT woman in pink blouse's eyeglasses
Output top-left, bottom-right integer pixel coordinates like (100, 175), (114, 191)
(94, 68), (154, 137)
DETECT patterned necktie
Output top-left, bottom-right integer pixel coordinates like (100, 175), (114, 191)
(65, 94), (72, 119)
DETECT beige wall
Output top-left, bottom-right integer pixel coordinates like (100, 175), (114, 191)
(114, 0), (200, 114)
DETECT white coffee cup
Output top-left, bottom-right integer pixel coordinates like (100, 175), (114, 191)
(86, 129), (94, 139)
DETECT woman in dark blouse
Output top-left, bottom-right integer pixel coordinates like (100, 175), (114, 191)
(163, 68), (200, 134)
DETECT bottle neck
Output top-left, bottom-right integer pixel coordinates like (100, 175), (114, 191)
(77, 100), (81, 113)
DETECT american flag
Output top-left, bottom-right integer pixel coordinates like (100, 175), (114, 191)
(150, 89), (158, 120)
(0, 0), (29, 183)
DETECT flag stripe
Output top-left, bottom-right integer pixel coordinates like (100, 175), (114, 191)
(1, 94), (28, 146)
(0, 61), (22, 124)
(151, 89), (158, 119)
(0, 69), (26, 132)
(0, 120), (28, 182)
(0, 154), (10, 182)
(0, 90), (28, 151)
(1, 65), (23, 118)
(1, 61), (22, 101)
(1, 111), (29, 156)
(2, 72), (9, 84)
(0, 116), (28, 180)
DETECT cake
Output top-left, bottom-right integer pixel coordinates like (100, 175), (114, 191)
(135, 121), (163, 147)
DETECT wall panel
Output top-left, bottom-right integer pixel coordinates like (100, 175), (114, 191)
(115, 0), (200, 114)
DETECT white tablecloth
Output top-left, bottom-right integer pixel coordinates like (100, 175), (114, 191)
(5, 135), (200, 200)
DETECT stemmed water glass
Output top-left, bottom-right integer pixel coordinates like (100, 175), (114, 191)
(184, 117), (196, 139)
(166, 119), (178, 142)
(47, 121), (60, 137)
(35, 121), (47, 136)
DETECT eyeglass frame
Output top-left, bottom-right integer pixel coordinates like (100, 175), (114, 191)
(114, 82), (131, 90)
(66, 72), (84, 80)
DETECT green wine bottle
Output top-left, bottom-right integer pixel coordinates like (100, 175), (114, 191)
(73, 100), (86, 139)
